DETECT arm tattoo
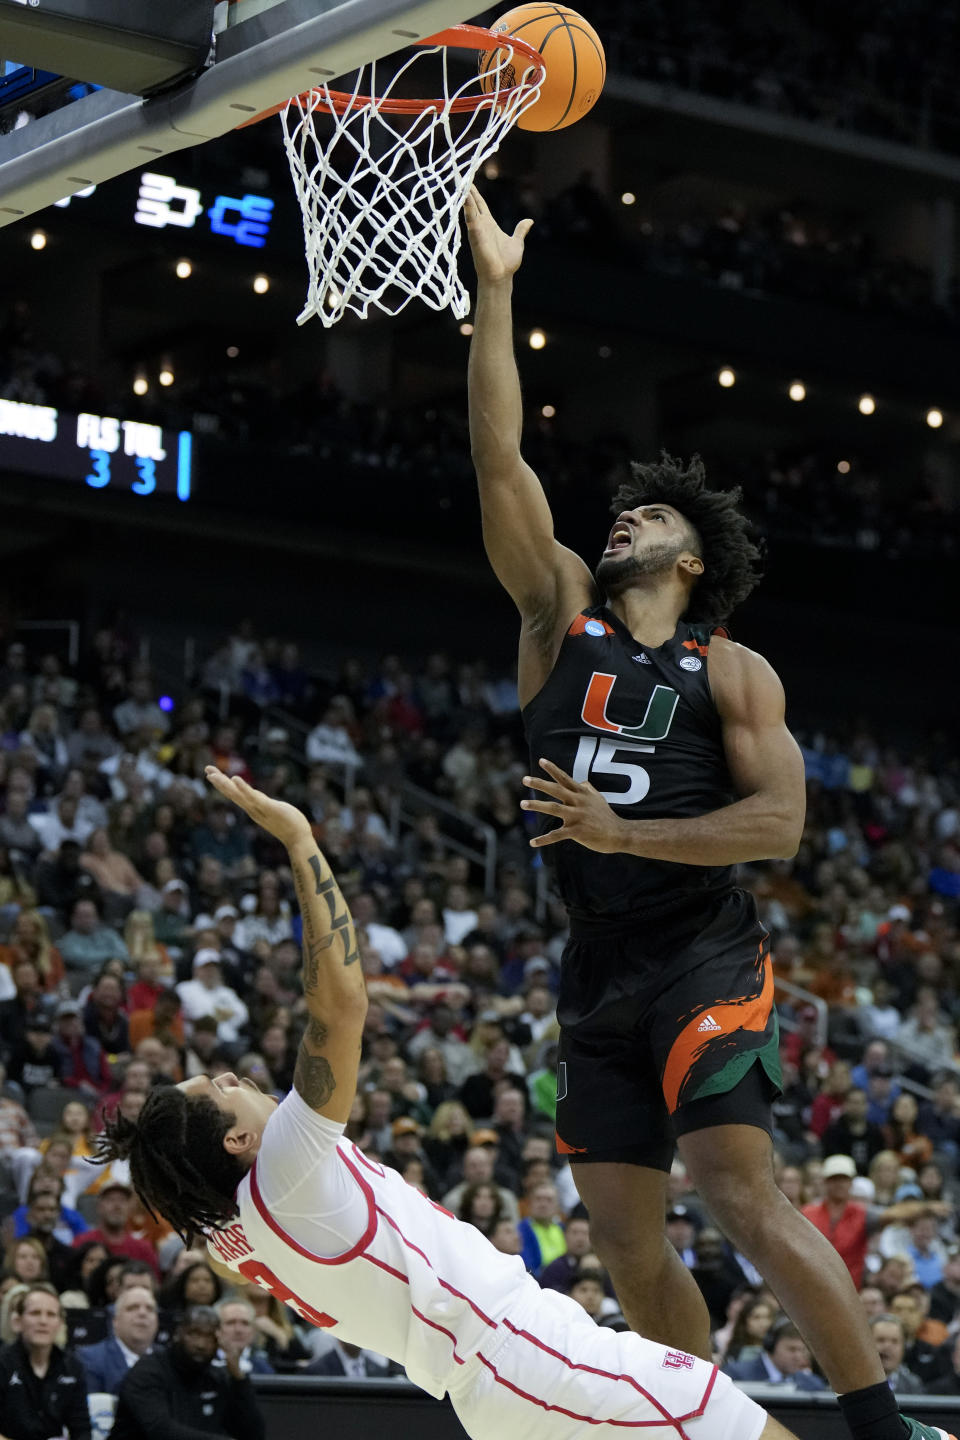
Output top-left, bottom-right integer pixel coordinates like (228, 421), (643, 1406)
(304, 1016), (328, 1046)
(294, 1017), (335, 1108)
(306, 854), (359, 967)
(294, 1046), (336, 1110)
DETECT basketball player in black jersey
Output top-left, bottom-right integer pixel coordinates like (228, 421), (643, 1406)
(463, 184), (951, 1440)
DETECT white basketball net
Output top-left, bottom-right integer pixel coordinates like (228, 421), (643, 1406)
(280, 38), (544, 327)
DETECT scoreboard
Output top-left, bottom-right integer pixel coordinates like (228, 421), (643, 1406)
(0, 399), (191, 500)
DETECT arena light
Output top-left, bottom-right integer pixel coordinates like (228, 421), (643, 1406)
(459, 322), (474, 336)
(837, 460), (851, 475)
(528, 329), (546, 350)
(30, 229), (47, 250)
(858, 393), (876, 415)
(598, 345), (612, 359)
(483, 159), (499, 180)
(175, 259), (192, 279)
(132, 371), (148, 396)
(620, 192), (636, 206)
(718, 368), (736, 388)
(541, 404), (556, 418)
(226, 345), (239, 358)
(325, 284), (342, 311)
(252, 274), (270, 294)
(788, 381), (806, 402)
(926, 408), (944, 429)
(158, 364), (175, 387)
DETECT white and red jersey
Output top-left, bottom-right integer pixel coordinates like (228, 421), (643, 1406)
(207, 1089), (532, 1397)
(208, 1091), (766, 1440)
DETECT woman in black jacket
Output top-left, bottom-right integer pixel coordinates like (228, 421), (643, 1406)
(0, 1284), (90, 1440)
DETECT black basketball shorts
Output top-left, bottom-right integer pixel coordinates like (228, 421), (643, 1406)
(554, 890), (783, 1172)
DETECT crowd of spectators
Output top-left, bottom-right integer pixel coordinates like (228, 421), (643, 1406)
(0, 608), (957, 1422)
(3, 294), (957, 567)
(477, 168), (956, 335)
(548, 0), (960, 155)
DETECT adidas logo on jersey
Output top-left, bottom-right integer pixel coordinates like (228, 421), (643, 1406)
(632, 653), (651, 664)
(697, 1014), (723, 1033)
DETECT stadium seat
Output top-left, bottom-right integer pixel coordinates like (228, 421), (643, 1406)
(26, 1085), (78, 1136)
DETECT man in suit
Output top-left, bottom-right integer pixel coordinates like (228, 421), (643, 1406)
(725, 1321), (828, 1391)
(215, 1297), (273, 1377)
(77, 1286), (158, 1396)
(110, 1305), (265, 1440)
(870, 1315), (924, 1395)
(305, 1338), (396, 1378)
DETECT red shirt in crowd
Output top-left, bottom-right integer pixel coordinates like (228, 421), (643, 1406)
(74, 1227), (161, 1278)
(800, 1199), (868, 1287)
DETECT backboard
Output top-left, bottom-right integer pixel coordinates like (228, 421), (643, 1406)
(0, 0), (476, 224)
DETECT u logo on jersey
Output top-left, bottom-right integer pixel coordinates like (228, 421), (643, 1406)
(581, 672), (679, 741)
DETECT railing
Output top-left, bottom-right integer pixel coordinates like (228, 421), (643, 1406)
(254, 704), (362, 798)
(388, 782), (498, 899)
(247, 703), (497, 891)
(14, 618), (80, 667)
(775, 978), (829, 1049)
(775, 976), (960, 1095)
(534, 859), (552, 925)
(605, 34), (950, 153)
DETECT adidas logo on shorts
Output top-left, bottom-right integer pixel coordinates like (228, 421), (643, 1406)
(696, 1013), (723, 1033)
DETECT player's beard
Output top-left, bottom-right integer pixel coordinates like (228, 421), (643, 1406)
(595, 538), (687, 596)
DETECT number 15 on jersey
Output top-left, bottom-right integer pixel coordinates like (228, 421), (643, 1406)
(572, 736), (654, 805)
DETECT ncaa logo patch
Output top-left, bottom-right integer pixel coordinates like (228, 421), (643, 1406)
(662, 1350), (696, 1370)
(679, 655), (701, 672)
(584, 619), (607, 637)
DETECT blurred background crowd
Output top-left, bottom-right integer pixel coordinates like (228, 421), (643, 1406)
(0, 612), (957, 1409)
(590, 0), (960, 154)
(1, 0), (960, 1427)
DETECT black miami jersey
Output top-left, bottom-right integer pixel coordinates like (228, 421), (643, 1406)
(522, 606), (738, 923)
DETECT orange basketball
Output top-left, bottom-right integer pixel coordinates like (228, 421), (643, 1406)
(479, 4), (605, 132)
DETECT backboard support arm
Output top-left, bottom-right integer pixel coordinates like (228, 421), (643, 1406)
(0, 0), (473, 223)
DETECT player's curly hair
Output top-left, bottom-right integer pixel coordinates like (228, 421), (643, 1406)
(96, 1085), (244, 1242)
(610, 452), (764, 624)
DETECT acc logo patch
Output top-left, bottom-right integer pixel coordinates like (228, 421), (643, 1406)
(679, 656), (701, 672)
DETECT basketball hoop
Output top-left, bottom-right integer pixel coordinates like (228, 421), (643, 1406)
(266, 26), (545, 327)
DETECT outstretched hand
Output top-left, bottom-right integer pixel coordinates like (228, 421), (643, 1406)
(521, 759), (627, 852)
(204, 766), (312, 850)
(463, 184), (533, 284)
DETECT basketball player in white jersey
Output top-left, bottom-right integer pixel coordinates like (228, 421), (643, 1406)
(99, 767), (797, 1440)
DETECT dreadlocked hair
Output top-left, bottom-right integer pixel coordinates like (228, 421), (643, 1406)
(610, 452), (764, 625)
(96, 1084), (244, 1242)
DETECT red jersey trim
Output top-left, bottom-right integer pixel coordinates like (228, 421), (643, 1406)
(374, 1205), (498, 1329)
(351, 1144), (385, 1178)
(248, 1145), (377, 1265)
(500, 1319), (720, 1430)
(502, 1319), (674, 1427)
(568, 613), (614, 637)
(477, 1352), (693, 1433)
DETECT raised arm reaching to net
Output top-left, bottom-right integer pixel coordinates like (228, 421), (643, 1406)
(461, 188), (952, 1440)
(464, 184), (596, 710)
